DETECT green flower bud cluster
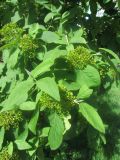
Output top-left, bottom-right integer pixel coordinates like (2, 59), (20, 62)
(0, 147), (11, 160)
(0, 23), (23, 47)
(19, 34), (38, 58)
(59, 85), (76, 109)
(67, 46), (94, 70)
(0, 147), (20, 160)
(39, 92), (62, 114)
(39, 86), (76, 115)
(0, 110), (22, 130)
(98, 64), (110, 80)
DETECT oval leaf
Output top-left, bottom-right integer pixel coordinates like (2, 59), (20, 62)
(48, 113), (64, 150)
(79, 102), (105, 133)
(37, 77), (60, 101)
(41, 31), (60, 43)
(15, 140), (31, 150)
(76, 65), (101, 88)
(77, 85), (93, 99)
(28, 108), (39, 134)
(8, 142), (13, 156)
(70, 29), (86, 44)
(20, 101), (36, 111)
(31, 59), (53, 78)
(44, 12), (54, 23)
(2, 79), (34, 111)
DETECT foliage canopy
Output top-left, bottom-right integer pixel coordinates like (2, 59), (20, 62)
(0, 0), (120, 159)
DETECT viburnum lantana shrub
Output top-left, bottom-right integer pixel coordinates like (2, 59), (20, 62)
(0, 1), (120, 160)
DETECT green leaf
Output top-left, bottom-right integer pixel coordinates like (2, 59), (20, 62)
(28, 137), (39, 148)
(60, 81), (80, 91)
(63, 115), (71, 133)
(44, 12), (54, 23)
(7, 48), (20, 69)
(6, 0), (18, 4)
(66, 44), (74, 52)
(43, 48), (66, 61)
(28, 23), (46, 38)
(17, 123), (28, 141)
(77, 85), (93, 99)
(28, 149), (36, 157)
(36, 92), (42, 104)
(15, 140), (31, 150)
(102, 82), (120, 115)
(70, 37), (86, 44)
(19, 101), (36, 111)
(8, 142), (13, 156)
(37, 77), (60, 101)
(2, 79), (34, 111)
(48, 113), (64, 150)
(76, 65), (101, 88)
(79, 102), (105, 133)
(11, 11), (21, 23)
(70, 29), (86, 44)
(100, 133), (106, 145)
(2, 49), (10, 63)
(103, 0), (111, 3)
(0, 63), (5, 75)
(40, 127), (50, 137)
(28, 108), (39, 134)
(99, 48), (120, 76)
(0, 77), (7, 92)
(35, 0), (49, 5)
(62, 11), (70, 19)
(0, 127), (5, 150)
(31, 59), (54, 78)
(41, 31), (60, 43)
(99, 48), (120, 63)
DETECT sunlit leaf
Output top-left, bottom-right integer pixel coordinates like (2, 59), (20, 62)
(15, 140), (31, 150)
(37, 77), (60, 101)
(48, 113), (64, 150)
(2, 79), (34, 111)
(79, 102), (105, 133)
